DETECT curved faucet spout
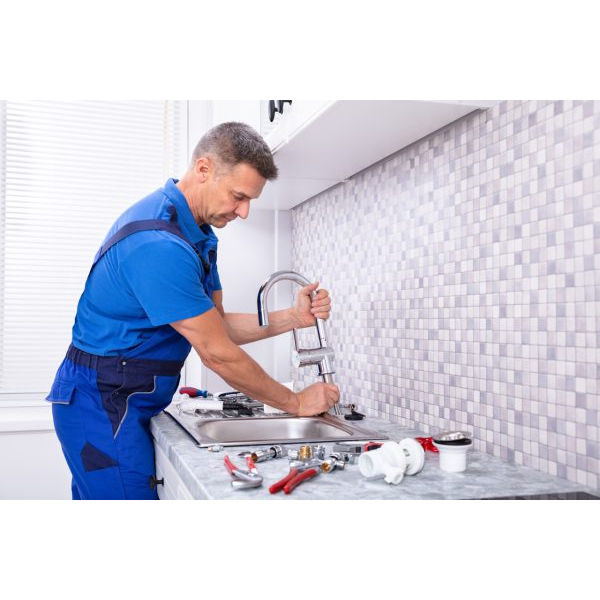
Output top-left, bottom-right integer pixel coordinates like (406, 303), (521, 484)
(257, 270), (311, 327)
(257, 270), (341, 416)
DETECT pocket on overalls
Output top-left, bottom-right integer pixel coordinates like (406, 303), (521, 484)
(45, 379), (76, 404)
(124, 373), (181, 420)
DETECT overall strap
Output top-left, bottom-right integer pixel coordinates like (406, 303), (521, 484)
(92, 206), (210, 275)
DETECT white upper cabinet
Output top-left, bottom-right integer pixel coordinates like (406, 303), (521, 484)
(254, 100), (498, 210)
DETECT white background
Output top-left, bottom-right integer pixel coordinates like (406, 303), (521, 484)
(0, 1), (598, 598)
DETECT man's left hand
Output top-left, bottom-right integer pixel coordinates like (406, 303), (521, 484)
(294, 282), (331, 328)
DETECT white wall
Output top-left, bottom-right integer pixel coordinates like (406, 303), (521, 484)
(0, 407), (71, 499)
(184, 100), (293, 391)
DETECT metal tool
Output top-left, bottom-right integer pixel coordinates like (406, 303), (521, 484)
(331, 441), (383, 455)
(269, 461), (321, 494)
(270, 446), (350, 495)
(224, 454), (263, 490)
(179, 387), (211, 398)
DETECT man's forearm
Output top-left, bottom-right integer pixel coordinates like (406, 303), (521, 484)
(222, 308), (302, 345)
(203, 343), (299, 412)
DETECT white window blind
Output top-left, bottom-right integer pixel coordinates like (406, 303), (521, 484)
(0, 100), (187, 405)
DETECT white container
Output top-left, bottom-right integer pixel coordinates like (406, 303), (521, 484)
(432, 440), (473, 472)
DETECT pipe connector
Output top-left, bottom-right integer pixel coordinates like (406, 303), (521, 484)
(358, 439), (425, 485)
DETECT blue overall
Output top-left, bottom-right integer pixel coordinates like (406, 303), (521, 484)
(46, 180), (220, 499)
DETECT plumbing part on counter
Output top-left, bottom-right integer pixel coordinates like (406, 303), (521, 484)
(344, 408), (365, 421)
(320, 453), (348, 472)
(207, 444), (224, 452)
(249, 445), (286, 463)
(257, 270), (343, 417)
(287, 444), (327, 461)
(431, 431), (473, 473)
(358, 439), (425, 485)
(224, 454), (263, 490)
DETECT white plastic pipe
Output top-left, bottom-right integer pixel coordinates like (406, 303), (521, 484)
(358, 440), (424, 485)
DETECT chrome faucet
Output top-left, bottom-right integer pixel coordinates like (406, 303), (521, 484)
(257, 270), (342, 416)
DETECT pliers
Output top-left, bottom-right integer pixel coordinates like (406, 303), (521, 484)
(269, 459), (323, 495)
(224, 454), (263, 490)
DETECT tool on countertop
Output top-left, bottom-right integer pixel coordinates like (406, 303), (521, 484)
(331, 441), (383, 455)
(224, 454), (263, 490)
(269, 461), (321, 494)
(269, 445), (347, 494)
(177, 387), (261, 416)
(179, 387), (211, 398)
(414, 437), (439, 453)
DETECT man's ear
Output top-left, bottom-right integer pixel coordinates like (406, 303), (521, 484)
(195, 156), (211, 182)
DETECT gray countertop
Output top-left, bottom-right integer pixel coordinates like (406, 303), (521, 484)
(150, 411), (587, 500)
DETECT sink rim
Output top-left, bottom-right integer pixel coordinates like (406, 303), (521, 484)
(164, 408), (389, 447)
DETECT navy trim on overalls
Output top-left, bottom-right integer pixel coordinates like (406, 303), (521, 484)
(66, 345), (184, 377)
(93, 206), (211, 276)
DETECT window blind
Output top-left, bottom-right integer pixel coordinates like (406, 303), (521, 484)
(0, 100), (187, 404)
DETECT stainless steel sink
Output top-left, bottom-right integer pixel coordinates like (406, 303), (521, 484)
(164, 406), (388, 447)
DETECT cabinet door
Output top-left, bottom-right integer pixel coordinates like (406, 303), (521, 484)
(282, 100), (334, 139)
(264, 100), (334, 152)
(154, 443), (194, 500)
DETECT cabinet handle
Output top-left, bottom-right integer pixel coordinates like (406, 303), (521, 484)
(277, 100), (292, 113)
(268, 100), (277, 122)
(268, 100), (293, 122)
(149, 475), (164, 489)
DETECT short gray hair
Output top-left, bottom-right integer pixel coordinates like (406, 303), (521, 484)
(191, 122), (278, 180)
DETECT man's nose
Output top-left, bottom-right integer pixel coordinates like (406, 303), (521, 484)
(234, 200), (250, 219)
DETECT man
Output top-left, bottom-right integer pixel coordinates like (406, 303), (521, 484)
(46, 122), (340, 500)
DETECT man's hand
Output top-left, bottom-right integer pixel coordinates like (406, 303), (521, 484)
(294, 382), (340, 416)
(294, 281), (332, 328)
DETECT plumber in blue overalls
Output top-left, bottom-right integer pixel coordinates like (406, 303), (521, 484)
(46, 122), (339, 499)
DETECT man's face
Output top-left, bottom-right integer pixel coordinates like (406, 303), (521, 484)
(201, 161), (266, 228)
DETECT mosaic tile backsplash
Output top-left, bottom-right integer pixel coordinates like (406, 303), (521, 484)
(291, 100), (600, 490)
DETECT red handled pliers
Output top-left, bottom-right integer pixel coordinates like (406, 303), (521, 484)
(269, 461), (322, 495)
(224, 454), (263, 489)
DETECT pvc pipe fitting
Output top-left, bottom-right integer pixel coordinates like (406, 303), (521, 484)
(432, 439), (473, 472)
(358, 439), (425, 485)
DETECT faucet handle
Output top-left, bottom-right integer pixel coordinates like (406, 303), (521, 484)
(291, 347), (335, 373)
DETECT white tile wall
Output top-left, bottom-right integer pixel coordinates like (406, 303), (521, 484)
(291, 100), (600, 490)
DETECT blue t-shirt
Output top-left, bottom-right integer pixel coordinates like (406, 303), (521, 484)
(71, 179), (222, 356)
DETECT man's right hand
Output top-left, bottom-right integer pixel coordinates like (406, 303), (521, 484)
(295, 382), (340, 416)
